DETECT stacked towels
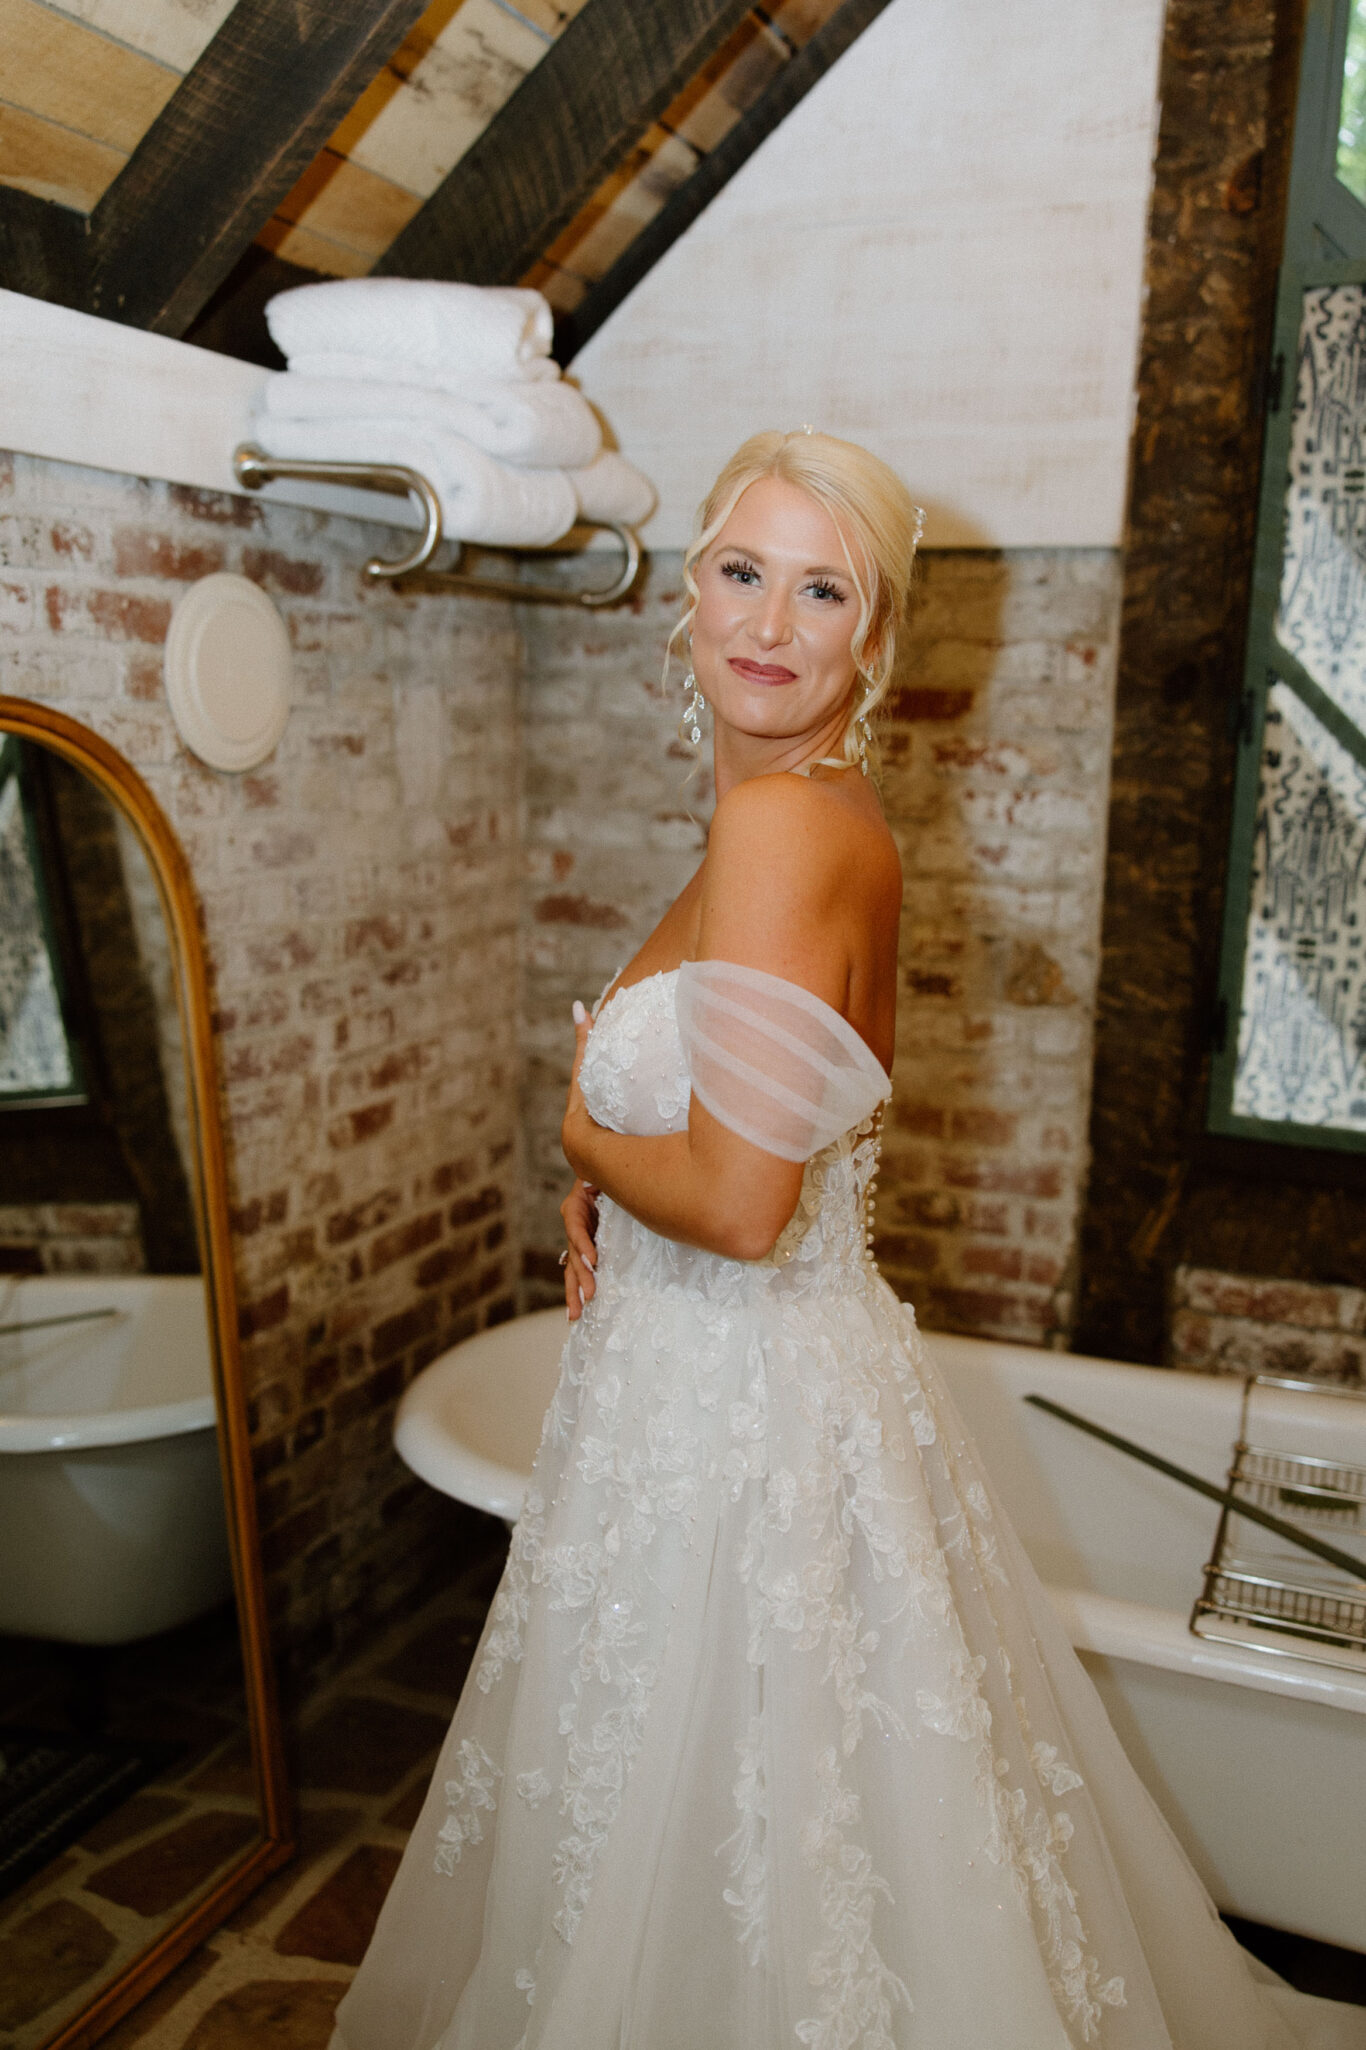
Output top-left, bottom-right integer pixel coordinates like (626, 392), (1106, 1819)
(252, 280), (655, 549)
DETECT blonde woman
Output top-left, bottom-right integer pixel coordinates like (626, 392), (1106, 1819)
(332, 434), (1363, 2050)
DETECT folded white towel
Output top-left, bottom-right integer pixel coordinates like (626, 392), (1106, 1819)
(249, 412), (578, 548)
(260, 372), (602, 472)
(570, 450), (656, 528)
(266, 280), (554, 383)
(286, 350), (562, 389)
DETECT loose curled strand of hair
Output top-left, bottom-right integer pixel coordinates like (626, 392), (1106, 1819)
(663, 430), (922, 778)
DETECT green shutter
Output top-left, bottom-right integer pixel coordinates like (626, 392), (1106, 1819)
(1208, 0), (1366, 1146)
(0, 737), (88, 1106)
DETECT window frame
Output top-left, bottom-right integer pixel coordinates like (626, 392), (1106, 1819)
(1207, 0), (1366, 1150)
(0, 733), (92, 1109)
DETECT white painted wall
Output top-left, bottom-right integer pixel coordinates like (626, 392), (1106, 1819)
(573, 0), (1166, 550)
(0, 290), (420, 531)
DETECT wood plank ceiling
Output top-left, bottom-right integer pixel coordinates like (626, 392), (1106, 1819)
(0, 0), (890, 363)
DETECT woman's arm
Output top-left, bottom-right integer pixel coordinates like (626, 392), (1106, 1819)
(562, 1039), (803, 1261)
(561, 775), (853, 1262)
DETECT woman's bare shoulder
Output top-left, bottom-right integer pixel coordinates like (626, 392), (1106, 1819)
(700, 773), (899, 980)
(708, 772), (898, 894)
(710, 768), (869, 843)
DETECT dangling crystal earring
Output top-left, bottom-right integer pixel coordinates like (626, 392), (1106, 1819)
(853, 689), (873, 775)
(680, 669), (706, 748)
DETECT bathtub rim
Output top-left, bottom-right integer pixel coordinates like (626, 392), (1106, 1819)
(394, 1403), (527, 1525)
(0, 1394), (217, 1454)
(396, 1308), (1366, 1716)
(0, 1274), (220, 1450)
(1049, 1584), (1366, 1717)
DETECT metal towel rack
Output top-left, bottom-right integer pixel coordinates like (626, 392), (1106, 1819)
(232, 444), (642, 608)
(1191, 1373), (1366, 1674)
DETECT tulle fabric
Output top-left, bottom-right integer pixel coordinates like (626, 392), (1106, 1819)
(675, 959), (890, 1161)
(331, 970), (1365, 2050)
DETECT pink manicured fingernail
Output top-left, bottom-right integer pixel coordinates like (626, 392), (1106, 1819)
(572, 1000), (587, 1024)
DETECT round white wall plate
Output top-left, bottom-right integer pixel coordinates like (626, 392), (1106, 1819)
(163, 573), (292, 772)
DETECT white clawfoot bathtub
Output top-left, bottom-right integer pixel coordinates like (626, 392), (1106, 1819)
(396, 1309), (1366, 1953)
(0, 1275), (233, 1645)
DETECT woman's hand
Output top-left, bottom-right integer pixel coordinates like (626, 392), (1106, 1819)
(560, 1178), (599, 1321)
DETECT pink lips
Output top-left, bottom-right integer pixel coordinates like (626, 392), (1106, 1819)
(729, 657), (797, 684)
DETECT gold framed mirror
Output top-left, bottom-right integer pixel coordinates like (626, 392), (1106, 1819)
(0, 697), (292, 2050)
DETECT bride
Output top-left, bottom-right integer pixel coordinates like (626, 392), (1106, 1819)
(331, 432), (1365, 2049)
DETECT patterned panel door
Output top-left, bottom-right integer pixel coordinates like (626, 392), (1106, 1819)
(0, 737), (81, 1099)
(1214, 273), (1366, 1145)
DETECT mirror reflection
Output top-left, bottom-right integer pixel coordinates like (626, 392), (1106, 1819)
(0, 736), (259, 2050)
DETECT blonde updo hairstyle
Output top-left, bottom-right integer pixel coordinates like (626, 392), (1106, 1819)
(667, 429), (924, 773)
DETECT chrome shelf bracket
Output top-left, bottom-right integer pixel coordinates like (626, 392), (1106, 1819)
(232, 444), (642, 608)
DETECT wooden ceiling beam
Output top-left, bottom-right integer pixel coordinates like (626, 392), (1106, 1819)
(0, 186), (88, 310)
(182, 248), (319, 369)
(555, 0), (897, 364)
(84, 0), (430, 337)
(375, 0), (756, 287)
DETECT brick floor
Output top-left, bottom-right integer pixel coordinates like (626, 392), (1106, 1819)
(94, 1531), (506, 2050)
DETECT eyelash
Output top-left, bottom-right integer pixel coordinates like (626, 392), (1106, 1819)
(718, 558), (846, 604)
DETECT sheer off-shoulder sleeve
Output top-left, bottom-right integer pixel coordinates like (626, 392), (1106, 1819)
(674, 960), (891, 1163)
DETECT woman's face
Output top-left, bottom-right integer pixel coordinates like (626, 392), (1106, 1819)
(691, 476), (865, 752)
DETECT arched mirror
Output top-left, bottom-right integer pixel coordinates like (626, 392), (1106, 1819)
(0, 697), (291, 2050)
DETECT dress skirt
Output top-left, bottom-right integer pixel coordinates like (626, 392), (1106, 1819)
(329, 1197), (1366, 2050)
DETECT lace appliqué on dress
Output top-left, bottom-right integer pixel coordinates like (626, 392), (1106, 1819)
(578, 970), (690, 1137)
(434, 1739), (500, 1875)
(916, 1647), (1126, 2040)
(423, 972), (1128, 2039)
(795, 1748), (911, 2050)
(720, 1714), (769, 1966)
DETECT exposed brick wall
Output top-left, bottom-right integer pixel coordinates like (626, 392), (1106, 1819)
(1171, 1265), (1366, 1386)
(518, 548), (1121, 1347)
(877, 553), (1119, 1342)
(518, 559), (710, 1297)
(1074, 0), (1330, 1363)
(1, 450), (521, 1679)
(0, 1201), (143, 1275)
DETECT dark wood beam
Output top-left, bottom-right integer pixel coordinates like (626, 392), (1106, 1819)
(376, 0), (756, 286)
(555, 0), (897, 363)
(0, 187), (88, 310)
(85, 0), (430, 337)
(182, 248), (316, 369)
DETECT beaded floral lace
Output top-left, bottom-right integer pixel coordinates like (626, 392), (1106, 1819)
(476, 972), (1118, 2043)
(330, 967), (1331, 2050)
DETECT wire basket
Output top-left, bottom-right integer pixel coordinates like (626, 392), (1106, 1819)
(1191, 1374), (1366, 1673)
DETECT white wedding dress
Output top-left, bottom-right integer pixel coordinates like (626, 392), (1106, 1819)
(332, 963), (1366, 2050)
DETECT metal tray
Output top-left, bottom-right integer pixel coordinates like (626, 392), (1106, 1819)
(1191, 1375), (1366, 1672)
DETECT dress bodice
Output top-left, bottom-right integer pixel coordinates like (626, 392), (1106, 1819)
(581, 969), (692, 1138)
(578, 968), (883, 1293)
